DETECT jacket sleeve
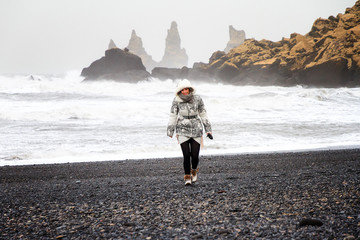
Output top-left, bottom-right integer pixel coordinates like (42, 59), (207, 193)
(167, 99), (178, 137)
(198, 97), (212, 133)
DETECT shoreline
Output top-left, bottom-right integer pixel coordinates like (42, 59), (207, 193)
(1, 148), (359, 239)
(2, 144), (360, 167)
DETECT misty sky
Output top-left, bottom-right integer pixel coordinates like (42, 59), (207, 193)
(0, 0), (356, 74)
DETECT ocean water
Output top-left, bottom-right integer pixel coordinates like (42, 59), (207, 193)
(1, 71), (360, 166)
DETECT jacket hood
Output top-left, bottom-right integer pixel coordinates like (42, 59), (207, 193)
(175, 79), (196, 95)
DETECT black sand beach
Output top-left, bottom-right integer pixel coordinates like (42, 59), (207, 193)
(1, 149), (359, 239)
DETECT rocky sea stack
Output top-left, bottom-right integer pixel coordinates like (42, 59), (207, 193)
(126, 30), (157, 72)
(126, 22), (188, 71)
(158, 21), (188, 69)
(81, 48), (150, 82)
(224, 25), (246, 53)
(81, 21), (188, 82)
(157, 1), (360, 87)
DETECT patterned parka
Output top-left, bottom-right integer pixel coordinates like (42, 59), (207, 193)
(167, 82), (212, 138)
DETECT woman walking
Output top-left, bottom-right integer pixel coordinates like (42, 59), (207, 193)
(167, 79), (212, 185)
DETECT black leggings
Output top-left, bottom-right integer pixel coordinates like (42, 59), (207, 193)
(180, 138), (201, 175)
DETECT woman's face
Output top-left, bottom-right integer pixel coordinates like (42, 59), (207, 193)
(181, 88), (190, 95)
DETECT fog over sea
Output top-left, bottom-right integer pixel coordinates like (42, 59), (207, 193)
(1, 71), (359, 166)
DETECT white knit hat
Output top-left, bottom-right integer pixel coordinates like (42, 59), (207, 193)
(175, 79), (196, 95)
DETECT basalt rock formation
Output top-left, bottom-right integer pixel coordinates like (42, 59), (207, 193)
(151, 67), (190, 80)
(127, 30), (157, 71)
(81, 47), (150, 82)
(202, 1), (360, 87)
(125, 21), (187, 71)
(81, 20), (189, 82)
(224, 25), (246, 53)
(108, 39), (117, 49)
(158, 21), (188, 68)
(154, 1), (360, 87)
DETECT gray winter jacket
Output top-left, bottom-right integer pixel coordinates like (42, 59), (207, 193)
(167, 95), (212, 138)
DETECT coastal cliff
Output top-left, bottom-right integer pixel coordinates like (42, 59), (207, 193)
(155, 1), (360, 87)
(199, 0), (360, 87)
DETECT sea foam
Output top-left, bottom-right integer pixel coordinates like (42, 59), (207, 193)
(1, 72), (359, 166)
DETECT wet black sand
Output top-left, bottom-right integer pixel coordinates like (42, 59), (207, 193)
(1, 149), (359, 239)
